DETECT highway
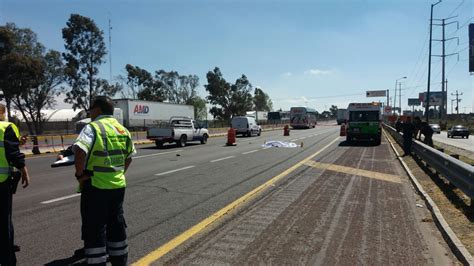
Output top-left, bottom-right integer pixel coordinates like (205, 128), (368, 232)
(432, 131), (474, 153)
(13, 124), (457, 265)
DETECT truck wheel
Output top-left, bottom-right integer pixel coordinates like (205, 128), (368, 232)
(155, 140), (164, 148)
(177, 135), (187, 147)
(257, 130), (261, 136)
(247, 130), (252, 137)
(201, 134), (208, 144)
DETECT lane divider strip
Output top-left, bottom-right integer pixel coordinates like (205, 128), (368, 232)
(155, 166), (196, 176)
(132, 136), (341, 265)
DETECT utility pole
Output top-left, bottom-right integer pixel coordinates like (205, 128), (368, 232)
(425, 0), (442, 123)
(452, 90), (462, 115)
(108, 16), (113, 82)
(451, 99), (455, 114)
(393, 82), (397, 114)
(432, 16), (459, 120)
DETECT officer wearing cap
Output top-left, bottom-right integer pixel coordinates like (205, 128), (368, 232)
(72, 96), (135, 265)
(0, 105), (30, 266)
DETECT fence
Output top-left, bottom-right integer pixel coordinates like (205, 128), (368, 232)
(383, 123), (474, 207)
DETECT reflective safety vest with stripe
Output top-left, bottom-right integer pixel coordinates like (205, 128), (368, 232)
(0, 121), (20, 183)
(85, 117), (132, 189)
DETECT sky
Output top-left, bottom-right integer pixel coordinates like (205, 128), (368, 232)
(1, 0), (473, 114)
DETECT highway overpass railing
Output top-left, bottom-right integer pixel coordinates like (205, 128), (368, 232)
(383, 123), (474, 207)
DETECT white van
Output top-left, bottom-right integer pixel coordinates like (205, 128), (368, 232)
(231, 116), (261, 137)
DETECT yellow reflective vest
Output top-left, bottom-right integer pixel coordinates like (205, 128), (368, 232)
(0, 121), (20, 183)
(85, 117), (132, 189)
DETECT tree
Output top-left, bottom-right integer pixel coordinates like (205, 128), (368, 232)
(155, 70), (199, 104)
(188, 96), (207, 120)
(329, 105), (338, 118)
(205, 67), (253, 121)
(10, 50), (65, 135)
(62, 14), (109, 111)
(253, 87), (273, 111)
(124, 64), (156, 99)
(0, 23), (45, 121)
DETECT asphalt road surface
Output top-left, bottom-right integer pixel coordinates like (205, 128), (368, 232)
(13, 124), (457, 265)
(432, 131), (474, 152)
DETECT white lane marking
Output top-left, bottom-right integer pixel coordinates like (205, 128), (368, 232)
(134, 150), (183, 159)
(291, 139), (298, 141)
(155, 165), (195, 176)
(210, 156), (235, 163)
(242, 150), (258, 155)
(300, 137), (307, 140)
(41, 194), (80, 204)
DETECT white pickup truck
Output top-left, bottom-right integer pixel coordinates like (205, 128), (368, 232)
(147, 117), (209, 148)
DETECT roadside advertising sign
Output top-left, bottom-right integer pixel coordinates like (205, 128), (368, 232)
(408, 98), (420, 106)
(418, 91), (446, 106)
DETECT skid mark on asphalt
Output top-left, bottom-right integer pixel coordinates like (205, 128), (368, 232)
(304, 161), (401, 184)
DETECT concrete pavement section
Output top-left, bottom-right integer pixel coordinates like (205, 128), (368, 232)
(163, 136), (458, 265)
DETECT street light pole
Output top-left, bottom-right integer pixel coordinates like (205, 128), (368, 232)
(425, 0), (442, 122)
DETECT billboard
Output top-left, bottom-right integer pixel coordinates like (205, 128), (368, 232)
(408, 98), (420, 106)
(418, 91), (446, 107)
(470, 24), (474, 72)
(366, 90), (386, 97)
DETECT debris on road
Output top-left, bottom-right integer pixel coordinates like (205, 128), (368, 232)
(416, 203), (424, 208)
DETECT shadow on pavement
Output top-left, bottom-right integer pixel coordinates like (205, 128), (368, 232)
(338, 140), (379, 147)
(45, 248), (85, 265)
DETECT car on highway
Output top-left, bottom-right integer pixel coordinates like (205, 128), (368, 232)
(147, 116), (210, 147)
(429, 124), (441, 134)
(231, 116), (261, 137)
(447, 125), (470, 139)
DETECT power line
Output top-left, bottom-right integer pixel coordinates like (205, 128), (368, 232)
(448, 0), (466, 17)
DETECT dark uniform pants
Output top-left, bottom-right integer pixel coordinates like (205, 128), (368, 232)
(82, 183), (127, 266)
(0, 181), (16, 266)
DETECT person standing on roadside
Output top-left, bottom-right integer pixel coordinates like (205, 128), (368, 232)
(73, 96), (135, 265)
(420, 121), (434, 147)
(402, 116), (415, 156)
(0, 106), (30, 266)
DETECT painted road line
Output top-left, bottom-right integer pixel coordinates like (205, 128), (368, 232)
(134, 150), (183, 159)
(242, 150), (259, 155)
(210, 156), (235, 163)
(304, 161), (401, 184)
(41, 193), (80, 204)
(155, 166), (195, 176)
(290, 139), (298, 142)
(300, 137), (307, 140)
(132, 136), (341, 265)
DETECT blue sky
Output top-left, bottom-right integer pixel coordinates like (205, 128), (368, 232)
(1, 0), (473, 113)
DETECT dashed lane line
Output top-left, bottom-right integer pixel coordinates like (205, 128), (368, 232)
(155, 165), (196, 176)
(210, 156), (235, 163)
(242, 150), (259, 155)
(41, 193), (80, 204)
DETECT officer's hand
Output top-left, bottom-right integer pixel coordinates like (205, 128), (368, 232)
(20, 167), (30, 188)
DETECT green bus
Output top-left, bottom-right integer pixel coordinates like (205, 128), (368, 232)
(346, 102), (382, 145)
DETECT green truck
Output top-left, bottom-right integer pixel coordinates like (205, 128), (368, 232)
(346, 102), (382, 145)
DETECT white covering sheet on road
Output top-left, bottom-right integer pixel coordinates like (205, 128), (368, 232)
(262, 140), (298, 148)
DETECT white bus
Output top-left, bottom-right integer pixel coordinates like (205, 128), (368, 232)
(290, 107), (317, 129)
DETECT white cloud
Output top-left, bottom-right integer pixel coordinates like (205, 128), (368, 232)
(304, 69), (333, 76)
(282, 72), (292, 77)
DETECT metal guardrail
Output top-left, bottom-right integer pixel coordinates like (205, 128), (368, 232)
(383, 123), (474, 203)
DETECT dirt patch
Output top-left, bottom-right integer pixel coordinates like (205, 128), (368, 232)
(385, 132), (474, 256)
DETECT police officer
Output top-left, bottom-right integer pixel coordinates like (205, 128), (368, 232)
(73, 96), (135, 265)
(0, 107), (30, 266)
